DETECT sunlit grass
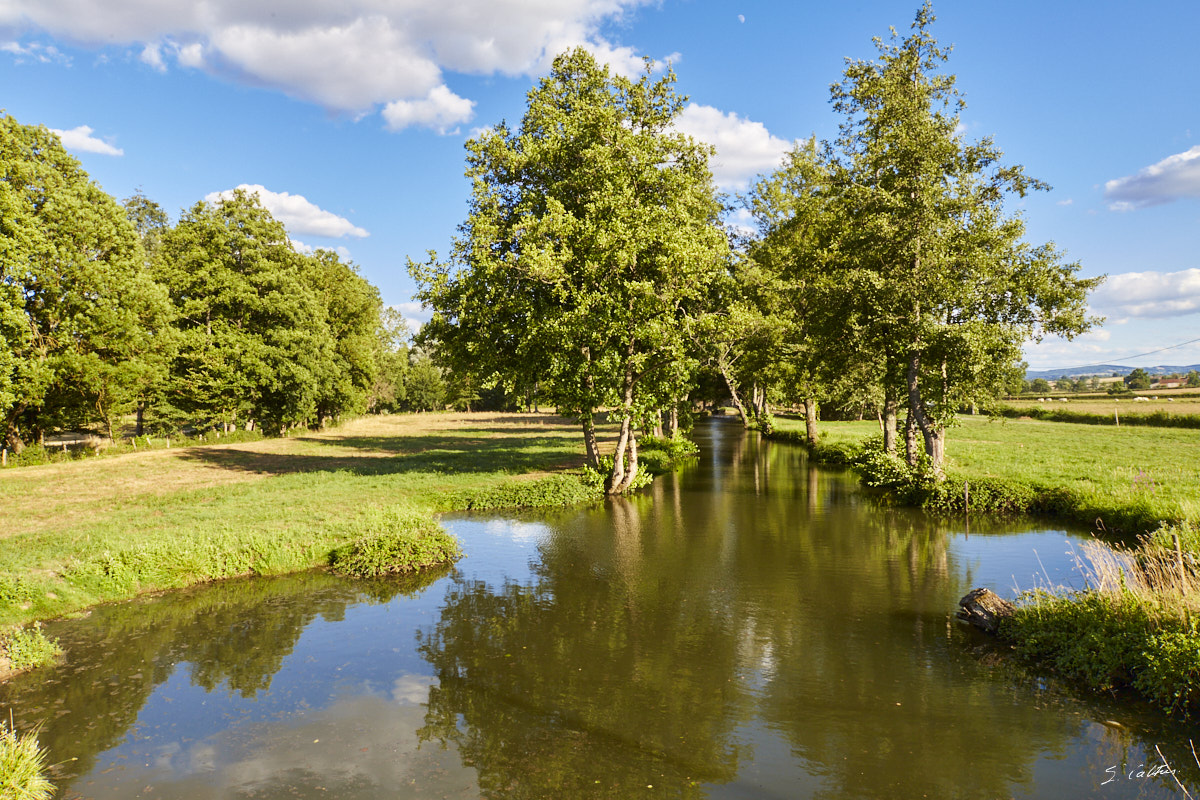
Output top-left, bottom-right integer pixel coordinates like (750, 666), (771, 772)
(776, 414), (1200, 529)
(0, 412), (609, 628)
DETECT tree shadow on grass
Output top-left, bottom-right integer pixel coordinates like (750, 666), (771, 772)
(175, 431), (592, 478)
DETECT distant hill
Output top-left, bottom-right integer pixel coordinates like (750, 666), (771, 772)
(1025, 364), (1200, 381)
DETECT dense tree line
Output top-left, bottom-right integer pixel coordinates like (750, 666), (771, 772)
(0, 115), (442, 452)
(413, 5), (1099, 491)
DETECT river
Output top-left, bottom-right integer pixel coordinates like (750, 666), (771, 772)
(3, 418), (1198, 798)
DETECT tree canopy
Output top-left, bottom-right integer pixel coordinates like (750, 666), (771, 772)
(412, 48), (730, 492)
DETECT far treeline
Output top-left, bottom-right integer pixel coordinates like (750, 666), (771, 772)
(0, 120), (457, 454)
(411, 4), (1100, 493)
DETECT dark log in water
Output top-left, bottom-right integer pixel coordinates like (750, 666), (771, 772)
(957, 588), (1015, 634)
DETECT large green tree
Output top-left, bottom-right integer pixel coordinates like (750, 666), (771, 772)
(154, 191), (338, 434)
(412, 48), (730, 492)
(828, 4), (1100, 474)
(0, 114), (173, 447)
(303, 249), (382, 424)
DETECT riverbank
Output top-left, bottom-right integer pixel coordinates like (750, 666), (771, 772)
(769, 414), (1199, 533)
(0, 412), (648, 672)
(768, 414), (1200, 716)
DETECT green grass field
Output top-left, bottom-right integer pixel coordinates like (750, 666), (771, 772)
(774, 414), (1200, 529)
(0, 412), (608, 632)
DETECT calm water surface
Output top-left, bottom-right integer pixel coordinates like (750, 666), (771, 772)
(4, 419), (1199, 799)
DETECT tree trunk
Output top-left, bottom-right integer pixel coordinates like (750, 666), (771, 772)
(904, 413), (919, 467)
(720, 364), (751, 428)
(802, 398), (818, 446)
(907, 353), (945, 477)
(581, 413), (601, 469)
(614, 429), (640, 494)
(609, 412), (631, 493)
(668, 405), (678, 437)
(4, 405), (26, 454)
(652, 411), (664, 438)
(136, 402), (145, 436)
(608, 345), (638, 494)
(882, 397), (899, 454)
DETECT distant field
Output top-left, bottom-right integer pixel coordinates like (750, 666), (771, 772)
(777, 414), (1200, 527)
(1004, 395), (1200, 417)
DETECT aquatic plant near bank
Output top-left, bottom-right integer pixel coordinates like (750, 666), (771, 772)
(328, 506), (462, 579)
(0, 720), (54, 800)
(0, 624), (61, 675)
(1001, 528), (1200, 716)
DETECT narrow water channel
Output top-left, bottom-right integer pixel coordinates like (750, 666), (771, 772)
(4, 419), (1199, 799)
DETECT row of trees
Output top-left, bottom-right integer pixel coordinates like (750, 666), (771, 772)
(413, 4), (1100, 492)
(1, 116), (440, 452)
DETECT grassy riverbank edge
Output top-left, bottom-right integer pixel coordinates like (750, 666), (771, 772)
(0, 420), (699, 677)
(764, 423), (1200, 717)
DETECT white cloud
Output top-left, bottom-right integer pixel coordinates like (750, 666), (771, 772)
(205, 184), (368, 238)
(175, 41), (204, 68)
(1, 40), (69, 64)
(390, 301), (429, 334)
(1104, 145), (1200, 210)
(1088, 268), (1200, 319)
(382, 85), (475, 134)
(674, 103), (791, 190)
(140, 42), (165, 71)
(0, 0), (660, 130)
(1056, 198), (1074, 206)
(49, 125), (124, 156)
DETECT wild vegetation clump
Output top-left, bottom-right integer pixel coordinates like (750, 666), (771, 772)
(0, 624), (62, 674)
(0, 721), (54, 800)
(458, 474), (603, 511)
(328, 506), (461, 578)
(637, 434), (700, 475)
(1001, 525), (1200, 716)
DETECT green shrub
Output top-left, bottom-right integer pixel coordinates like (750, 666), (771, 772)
(328, 507), (461, 578)
(580, 455), (654, 492)
(1002, 590), (1200, 716)
(638, 434), (700, 476)
(0, 623), (62, 672)
(0, 722), (53, 800)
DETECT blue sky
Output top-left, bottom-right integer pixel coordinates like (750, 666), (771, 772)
(3, 0), (1198, 372)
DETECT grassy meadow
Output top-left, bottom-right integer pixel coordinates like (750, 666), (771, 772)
(0, 412), (610, 634)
